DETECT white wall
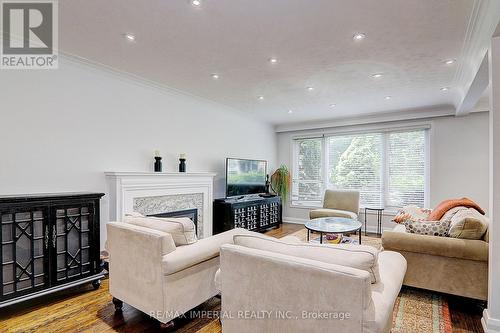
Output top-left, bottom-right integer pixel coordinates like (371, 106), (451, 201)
(0, 58), (277, 246)
(277, 112), (490, 231)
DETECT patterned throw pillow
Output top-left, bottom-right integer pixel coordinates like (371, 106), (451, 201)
(393, 205), (432, 224)
(404, 219), (450, 237)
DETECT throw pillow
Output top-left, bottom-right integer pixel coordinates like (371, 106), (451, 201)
(439, 206), (468, 223)
(124, 213), (197, 246)
(233, 233), (380, 283)
(448, 208), (488, 240)
(393, 205), (432, 224)
(404, 219), (450, 237)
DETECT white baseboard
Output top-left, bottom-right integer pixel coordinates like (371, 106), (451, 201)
(282, 217), (394, 234)
(282, 217), (308, 224)
(482, 309), (500, 333)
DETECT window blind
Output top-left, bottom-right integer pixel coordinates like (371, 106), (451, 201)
(327, 134), (383, 207)
(291, 128), (428, 209)
(292, 137), (323, 203)
(387, 130), (426, 207)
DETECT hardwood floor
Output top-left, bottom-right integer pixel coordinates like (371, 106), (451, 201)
(0, 223), (484, 333)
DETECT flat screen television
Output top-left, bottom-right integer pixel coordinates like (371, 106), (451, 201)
(226, 158), (267, 197)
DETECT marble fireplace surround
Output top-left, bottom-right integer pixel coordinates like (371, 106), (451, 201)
(105, 172), (216, 238)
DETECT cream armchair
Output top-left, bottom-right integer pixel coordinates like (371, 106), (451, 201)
(310, 189), (360, 219)
(106, 222), (251, 328)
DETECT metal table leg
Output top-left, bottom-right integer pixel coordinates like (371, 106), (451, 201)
(307, 229), (310, 242)
(320, 232), (323, 244)
(364, 208), (367, 235)
(378, 210), (382, 236)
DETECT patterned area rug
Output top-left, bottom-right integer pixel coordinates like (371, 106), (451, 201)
(392, 288), (452, 333)
(287, 227), (452, 333)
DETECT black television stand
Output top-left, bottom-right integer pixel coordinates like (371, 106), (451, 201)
(213, 196), (282, 234)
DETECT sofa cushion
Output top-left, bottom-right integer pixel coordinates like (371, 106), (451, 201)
(233, 233), (380, 283)
(392, 204), (432, 223)
(449, 208), (488, 240)
(309, 208), (357, 220)
(124, 213), (197, 246)
(404, 219), (450, 237)
(440, 206), (468, 223)
(162, 228), (253, 275)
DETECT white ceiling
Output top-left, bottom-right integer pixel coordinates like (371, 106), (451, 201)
(60, 0), (477, 125)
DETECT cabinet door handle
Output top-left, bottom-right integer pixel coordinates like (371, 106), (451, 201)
(45, 226), (49, 249)
(52, 227), (57, 248)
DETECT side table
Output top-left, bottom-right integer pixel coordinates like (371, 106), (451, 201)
(364, 207), (384, 236)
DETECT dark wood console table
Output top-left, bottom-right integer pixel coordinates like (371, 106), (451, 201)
(213, 196), (282, 234)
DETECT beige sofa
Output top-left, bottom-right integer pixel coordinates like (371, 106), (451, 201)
(382, 224), (489, 300)
(219, 234), (407, 333)
(106, 222), (251, 325)
(310, 189), (360, 219)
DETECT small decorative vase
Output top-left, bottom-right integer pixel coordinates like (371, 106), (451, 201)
(154, 156), (162, 172)
(265, 174), (271, 194)
(179, 154), (186, 172)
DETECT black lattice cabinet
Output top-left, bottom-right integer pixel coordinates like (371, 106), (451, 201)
(0, 193), (104, 308)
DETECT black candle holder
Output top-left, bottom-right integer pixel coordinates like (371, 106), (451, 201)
(154, 156), (162, 172)
(179, 158), (186, 172)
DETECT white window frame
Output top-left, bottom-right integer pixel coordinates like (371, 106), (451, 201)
(291, 135), (324, 207)
(290, 124), (431, 211)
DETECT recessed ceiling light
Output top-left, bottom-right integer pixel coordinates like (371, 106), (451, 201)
(211, 73), (219, 80)
(269, 57), (278, 64)
(440, 87), (449, 91)
(258, 96), (264, 100)
(371, 73), (383, 78)
(124, 33), (136, 42)
(191, 0), (201, 6)
(307, 86), (314, 91)
(384, 96), (392, 100)
(443, 59), (456, 65)
(329, 104), (336, 108)
(353, 33), (366, 41)
(288, 109), (293, 114)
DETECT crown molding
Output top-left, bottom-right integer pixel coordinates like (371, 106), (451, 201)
(58, 52), (267, 125)
(274, 105), (457, 133)
(453, 0), (500, 115)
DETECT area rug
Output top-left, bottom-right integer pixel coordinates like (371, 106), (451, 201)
(288, 228), (382, 250)
(285, 228), (452, 333)
(392, 288), (452, 333)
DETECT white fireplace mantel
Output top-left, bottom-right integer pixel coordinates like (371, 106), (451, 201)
(105, 172), (216, 238)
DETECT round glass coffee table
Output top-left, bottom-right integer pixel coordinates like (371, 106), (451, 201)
(305, 217), (362, 244)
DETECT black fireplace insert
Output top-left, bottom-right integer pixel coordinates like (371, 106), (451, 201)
(147, 208), (198, 235)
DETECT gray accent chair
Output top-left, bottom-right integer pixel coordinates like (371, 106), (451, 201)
(310, 189), (360, 220)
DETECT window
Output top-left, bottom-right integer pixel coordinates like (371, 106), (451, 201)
(327, 133), (383, 207)
(387, 131), (426, 207)
(291, 137), (323, 204)
(291, 128), (428, 209)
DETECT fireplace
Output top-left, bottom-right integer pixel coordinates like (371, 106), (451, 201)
(148, 208), (198, 235)
(105, 172), (216, 239)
